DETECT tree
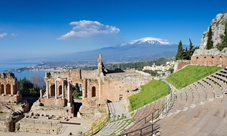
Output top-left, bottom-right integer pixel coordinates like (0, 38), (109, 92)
(28, 74), (44, 89)
(206, 26), (213, 49)
(18, 78), (36, 96)
(188, 38), (194, 56)
(175, 41), (184, 60)
(217, 22), (227, 51)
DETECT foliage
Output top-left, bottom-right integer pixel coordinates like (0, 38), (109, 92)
(143, 70), (158, 76)
(72, 84), (82, 99)
(128, 79), (170, 111)
(175, 39), (197, 60)
(46, 72), (52, 78)
(175, 41), (184, 60)
(217, 22), (227, 51)
(166, 65), (221, 89)
(83, 113), (108, 136)
(28, 74), (44, 89)
(18, 78), (39, 96)
(105, 57), (174, 71)
(206, 26), (214, 49)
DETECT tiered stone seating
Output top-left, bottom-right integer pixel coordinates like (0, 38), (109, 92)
(119, 96), (167, 136)
(94, 102), (131, 136)
(154, 68), (227, 136)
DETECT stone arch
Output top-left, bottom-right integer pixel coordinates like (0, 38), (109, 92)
(6, 84), (10, 94)
(0, 84), (3, 94)
(92, 86), (96, 97)
(72, 83), (83, 99)
(50, 84), (55, 97)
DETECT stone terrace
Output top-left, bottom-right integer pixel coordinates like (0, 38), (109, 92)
(155, 68), (227, 136)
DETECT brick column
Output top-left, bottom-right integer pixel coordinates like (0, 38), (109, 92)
(55, 80), (57, 99)
(67, 80), (71, 107)
(4, 84), (6, 95)
(62, 80), (64, 99)
(47, 80), (50, 99)
(11, 84), (14, 95)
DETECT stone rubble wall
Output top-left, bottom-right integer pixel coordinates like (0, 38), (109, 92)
(17, 119), (62, 134)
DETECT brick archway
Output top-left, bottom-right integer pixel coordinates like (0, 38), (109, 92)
(0, 84), (3, 94)
(6, 84), (10, 94)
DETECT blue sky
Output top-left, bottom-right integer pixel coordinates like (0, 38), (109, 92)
(0, 0), (227, 61)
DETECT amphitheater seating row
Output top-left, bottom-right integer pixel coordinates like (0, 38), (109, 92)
(155, 68), (227, 135)
(119, 96), (167, 135)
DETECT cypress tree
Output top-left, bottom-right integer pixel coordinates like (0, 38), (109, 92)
(176, 41), (184, 60)
(206, 26), (213, 49)
(189, 38), (194, 56)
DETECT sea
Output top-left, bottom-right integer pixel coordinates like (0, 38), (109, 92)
(0, 61), (46, 80)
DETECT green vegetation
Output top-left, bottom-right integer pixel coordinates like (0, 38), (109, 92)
(175, 41), (184, 60)
(72, 84), (82, 99)
(105, 57), (174, 71)
(128, 79), (170, 111)
(18, 78), (39, 97)
(166, 65), (222, 89)
(83, 112), (108, 136)
(175, 39), (198, 60)
(217, 22), (227, 51)
(206, 26), (214, 49)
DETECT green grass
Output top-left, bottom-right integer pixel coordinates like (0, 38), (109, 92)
(166, 65), (222, 89)
(128, 79), (170, 111)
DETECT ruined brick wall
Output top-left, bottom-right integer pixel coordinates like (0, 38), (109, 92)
(191, 55), (227, 66)
(0, 72), (21, 103)
(99, 72), (152, 103)
(17, 119), (61, 134)
(174, 60), (191, 72)
(81, 70), (98, 79)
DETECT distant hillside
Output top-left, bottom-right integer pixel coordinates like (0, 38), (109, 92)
(54, 37), (184, 63)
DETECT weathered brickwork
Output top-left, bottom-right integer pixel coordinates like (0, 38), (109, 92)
(0, 72), (22, 103)
(40, 54), (152, 118)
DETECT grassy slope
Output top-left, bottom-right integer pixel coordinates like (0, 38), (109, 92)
(166, 65), (222, 89)
(128, 79), (170, 111)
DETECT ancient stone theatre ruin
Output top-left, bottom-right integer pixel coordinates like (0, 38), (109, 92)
(37, 54), (151, 118)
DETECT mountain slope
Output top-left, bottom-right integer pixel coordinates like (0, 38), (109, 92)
(56, 37), (180, 63)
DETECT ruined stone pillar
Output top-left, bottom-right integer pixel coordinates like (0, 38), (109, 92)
(4, 84), (6, 95)
(40, 89), (42, 98)
(62, 80), (64, 99)
(67, 80), (71, 107)
(11, 84), (14, 95)
(47, 80), (50, 99)
(55, 80), (57, 99)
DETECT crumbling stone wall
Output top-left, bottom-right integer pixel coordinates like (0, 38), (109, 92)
(0, 72), (21, 103)
(17, 119), (61, 134)
(41, 54), (152, 118)
(191, 48), (227, 67)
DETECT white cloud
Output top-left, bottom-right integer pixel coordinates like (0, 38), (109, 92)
(57, 20), (120, 40)
(11, 33), (19, 37)
(0, 32), (7, 38)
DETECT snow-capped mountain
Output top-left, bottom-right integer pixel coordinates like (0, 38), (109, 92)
(121, 37), (170, 46)
(54, 37), (180, 63)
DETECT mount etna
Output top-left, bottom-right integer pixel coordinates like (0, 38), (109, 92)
(53, 37), (184, 63)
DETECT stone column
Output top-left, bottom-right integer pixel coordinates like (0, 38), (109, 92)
(47, 80), (50, 99)
(67, 80), (71, 107)
(40, 89), (42, 98)
(11, 84), (14, 95)
(4, 84), (6, 95)
(55, 80), (57, 99)
(62, 80), (64, 99)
